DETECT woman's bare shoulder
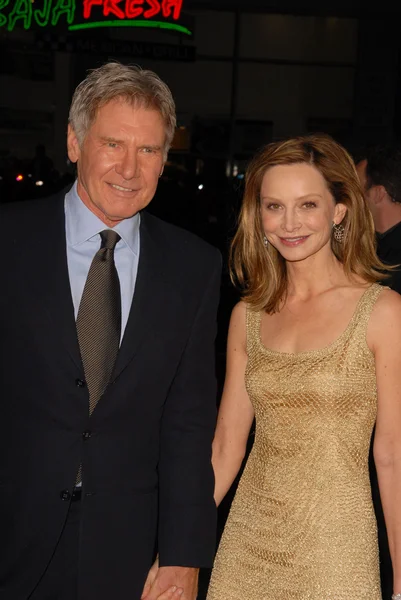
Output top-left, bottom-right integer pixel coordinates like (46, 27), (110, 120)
(228, 301), (248, 347)
(231, 300), (247, 321)
(372, 286), (401, 318)
(368, 286), (401, 348)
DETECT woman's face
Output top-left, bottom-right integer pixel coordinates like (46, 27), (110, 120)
(260, 162), (346, 263)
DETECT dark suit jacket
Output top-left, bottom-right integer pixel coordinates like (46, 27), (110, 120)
(0, 190), (221, 600)
(377, 221), (401, 295)
(371, 221), (401, 599)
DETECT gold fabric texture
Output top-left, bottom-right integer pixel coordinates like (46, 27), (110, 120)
(207, 284), (384, 600)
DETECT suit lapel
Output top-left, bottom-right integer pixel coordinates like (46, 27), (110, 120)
(31, 193), (83, 372)
(112, 212), (165, 382)
(28, 201), (180, 384)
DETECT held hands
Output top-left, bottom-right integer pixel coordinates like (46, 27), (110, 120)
(141, 558), (199, 600)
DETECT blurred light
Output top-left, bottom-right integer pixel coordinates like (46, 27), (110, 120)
(28, 173), (32, 178)
(233, 164), (238, 177)
(16, 174), (23, 182)
(198, 184), (204, 190)
(35, 180), (44, 187)
(237, 173), (244, 180)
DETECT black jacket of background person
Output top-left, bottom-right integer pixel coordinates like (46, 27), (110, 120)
(0, 190), (221, 600)
(371, 220), (401, 599)
(377, 221), (401, 294)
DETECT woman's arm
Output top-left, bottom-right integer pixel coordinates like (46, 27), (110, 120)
(368, 289), (401, 594)
(212, 302), (255, 507)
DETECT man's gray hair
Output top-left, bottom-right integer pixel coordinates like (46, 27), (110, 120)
(69, 61), (176, 158)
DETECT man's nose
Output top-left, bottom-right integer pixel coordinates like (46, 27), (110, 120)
(115, 149), (139, 180)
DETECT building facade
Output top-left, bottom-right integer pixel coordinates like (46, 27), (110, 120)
(0, 1), (399, 176)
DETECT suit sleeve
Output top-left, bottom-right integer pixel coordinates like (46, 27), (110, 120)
(157, 251), (222, 568)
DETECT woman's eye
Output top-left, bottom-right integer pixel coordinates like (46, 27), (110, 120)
(303, 202), (316, 208)
(266, 203), (281, 210)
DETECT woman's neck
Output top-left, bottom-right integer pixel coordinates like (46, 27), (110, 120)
(285, 253), (350, 300)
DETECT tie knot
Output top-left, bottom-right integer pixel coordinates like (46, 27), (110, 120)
(100, 229), (121, 250)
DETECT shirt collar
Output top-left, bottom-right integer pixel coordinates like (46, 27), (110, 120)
(65, 181), (140, 255)
(376, 220), (401, 241)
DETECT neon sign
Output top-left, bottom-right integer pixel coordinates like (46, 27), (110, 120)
(0, 0), (191, 35)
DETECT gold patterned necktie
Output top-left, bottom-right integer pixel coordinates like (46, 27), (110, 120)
(76, 229), (121, 415)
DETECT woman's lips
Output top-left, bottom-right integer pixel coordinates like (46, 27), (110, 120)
(279, 235), (310, 247)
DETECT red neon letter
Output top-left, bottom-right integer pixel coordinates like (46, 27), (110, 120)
(125, 0), (143, 18)
(143, 0), (160, 18)
(161, 0), (182, 20)
(104, 0), (125, 18)
(83, 0), (103, 19)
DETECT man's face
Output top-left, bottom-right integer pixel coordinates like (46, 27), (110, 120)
(67, 98), (166, 227)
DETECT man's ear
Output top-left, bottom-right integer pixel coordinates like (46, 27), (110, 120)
(369, 184), (387, 206)
(375, 184), (390, 205)
(67, 125), (81, 164)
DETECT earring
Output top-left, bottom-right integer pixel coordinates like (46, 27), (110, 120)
(332, 222), (345, 243)
(263, 235), (268, 247)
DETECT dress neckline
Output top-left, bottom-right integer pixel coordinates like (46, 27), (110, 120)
(257, 283), (378, 358)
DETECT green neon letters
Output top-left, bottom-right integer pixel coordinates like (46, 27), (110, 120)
(33, 0), (53, 26)
(8, 0), (33, 30)
(0, 0), (9, 28)
(51, 0), (76, 26)
(3, 0), (75, 31)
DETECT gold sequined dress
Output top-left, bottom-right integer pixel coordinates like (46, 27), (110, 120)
(207, 284), (383, 600)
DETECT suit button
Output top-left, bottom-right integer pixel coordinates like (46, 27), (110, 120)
(76, 379), (86, 388)
(60, 489), (71, 501)
(82, 430), (91, 440)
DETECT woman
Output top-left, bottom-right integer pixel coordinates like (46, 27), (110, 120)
(207, 135), (401, 600)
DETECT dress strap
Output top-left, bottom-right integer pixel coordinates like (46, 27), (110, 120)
(351, 283), (386, 328)
(246, 305), (262, 357)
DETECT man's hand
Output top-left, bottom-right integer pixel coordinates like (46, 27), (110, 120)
(141, 557), (159, 599)
(141, 565), (199, 600)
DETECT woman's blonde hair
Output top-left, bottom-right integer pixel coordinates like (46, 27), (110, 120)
(230, 134), (388, 313)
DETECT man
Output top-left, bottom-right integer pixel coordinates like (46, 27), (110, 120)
(0, 62), (221, 600)
(356, 143), (401, 600)
(356, 144), (401, 292)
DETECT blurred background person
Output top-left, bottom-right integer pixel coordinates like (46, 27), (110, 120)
(356, 144), (401, 293)
(207, 135), (401, 600)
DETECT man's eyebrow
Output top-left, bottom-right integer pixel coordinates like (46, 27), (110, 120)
(100, 136), (124, 143)
(139, 144), (162, 150)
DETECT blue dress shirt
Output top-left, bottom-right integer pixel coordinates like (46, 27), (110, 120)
(65, 182), (140, 343)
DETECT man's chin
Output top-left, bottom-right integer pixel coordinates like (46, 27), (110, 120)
(102, 206), (144, 225)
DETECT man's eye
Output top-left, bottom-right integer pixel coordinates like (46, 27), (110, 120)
(303, 202), (316, 208)
(107, 142), (118, 148)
